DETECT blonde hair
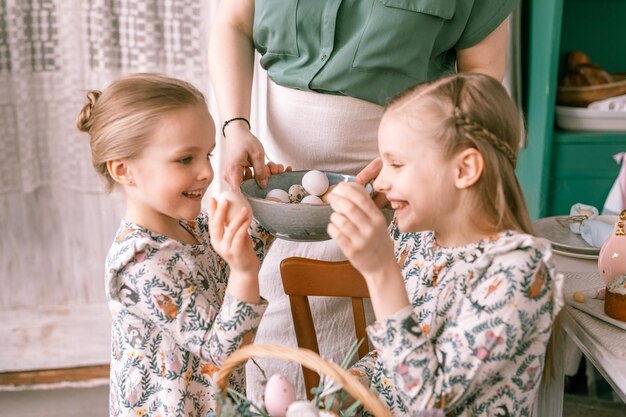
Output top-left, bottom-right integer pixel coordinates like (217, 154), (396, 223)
(387, 72), (533, 234)
(76, 73), (207, 192)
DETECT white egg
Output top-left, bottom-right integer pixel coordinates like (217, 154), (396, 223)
(301, 195), (324, 204)
(264, 374), (296, 417)
(301, 170), (329, 196)
(218, 190), (252, 224)
(286, 401), (319, 417)
(266, 188), (290, 203)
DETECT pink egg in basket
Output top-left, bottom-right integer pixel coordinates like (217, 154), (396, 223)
(264, 374), (296, 417)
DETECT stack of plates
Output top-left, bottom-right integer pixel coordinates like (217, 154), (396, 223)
(533, 216), (600, 259)
(555, 106), (626, 132)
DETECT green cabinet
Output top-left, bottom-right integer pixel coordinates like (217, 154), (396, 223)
(517, 0), (626, 219)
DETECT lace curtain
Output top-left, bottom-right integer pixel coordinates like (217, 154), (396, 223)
(0, 0), (519, 373)
(0, 0), (222, 372)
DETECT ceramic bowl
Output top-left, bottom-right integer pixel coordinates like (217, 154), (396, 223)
(240, 170), (373, 242)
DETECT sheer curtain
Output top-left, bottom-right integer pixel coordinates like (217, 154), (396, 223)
(0, 0), (220, 373)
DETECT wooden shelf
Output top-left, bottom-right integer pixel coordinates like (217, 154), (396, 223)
(518, 0), (626, 218)
(0, 365), (109, 387)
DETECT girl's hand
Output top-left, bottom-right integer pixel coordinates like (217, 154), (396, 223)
(355, 157), (389, 209)
(327, 183), (410, 321)
(326, 182), (395, 276)
(208, 198), (258, 274)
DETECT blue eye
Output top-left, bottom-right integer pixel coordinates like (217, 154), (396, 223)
(179, 156), (192, 164)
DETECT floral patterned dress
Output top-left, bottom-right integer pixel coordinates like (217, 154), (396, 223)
(352, 225), (564, 417)
(105, 212), (273, 417)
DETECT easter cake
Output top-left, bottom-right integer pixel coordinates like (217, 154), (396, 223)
(604, 274), (626, 322)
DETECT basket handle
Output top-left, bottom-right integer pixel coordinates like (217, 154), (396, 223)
(216, 344), (393, 417)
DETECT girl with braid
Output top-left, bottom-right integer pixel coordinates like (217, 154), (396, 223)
(326, 73), (563, 417)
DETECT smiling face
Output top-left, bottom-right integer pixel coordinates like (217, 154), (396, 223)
(123, 104), (216, 234)
(374, 110), (460, 234)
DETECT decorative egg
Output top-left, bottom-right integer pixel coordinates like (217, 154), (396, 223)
(302, 170), (329, 196)
(301, 195), (324, 204)
(218, 190), (252, 224)
(286, 401), (319, 417)
(598, 210), (626, 286)
(266, 188), (290, 203)
(264, 374), (296, 417)
(288, 184), (307, 203)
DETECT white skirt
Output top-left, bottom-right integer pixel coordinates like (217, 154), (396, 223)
(246, 79), (383, 401)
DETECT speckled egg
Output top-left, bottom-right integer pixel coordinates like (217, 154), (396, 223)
(218, 190), (252, 224)
(288, 184), (307, 203)
(301, 170), (329, 196)
(301, 195), (324, 204)
(264, 374), (296, 417)
(266, 188), (290, 203)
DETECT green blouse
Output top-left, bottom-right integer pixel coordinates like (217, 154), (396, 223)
(253, 0), (517, 106)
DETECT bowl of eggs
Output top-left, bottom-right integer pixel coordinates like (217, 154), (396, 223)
(240, 170), (373, 242)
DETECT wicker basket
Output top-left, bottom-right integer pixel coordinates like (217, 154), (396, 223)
(557, 73), (626, 107)
(216, 344), (393, 417)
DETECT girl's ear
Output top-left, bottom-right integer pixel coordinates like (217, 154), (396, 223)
(454, 148), (483, 189)
(107, 160), (134, 185)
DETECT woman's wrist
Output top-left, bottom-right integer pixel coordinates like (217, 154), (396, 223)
(222, 117), (250, 138)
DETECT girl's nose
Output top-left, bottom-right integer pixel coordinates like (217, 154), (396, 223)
(373, 172), (389, 193)
(199, 159), (214, 182)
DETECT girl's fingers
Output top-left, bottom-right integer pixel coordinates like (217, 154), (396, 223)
(329, 211), (360, 238)
(328, 185), (375, 228)
(208, 198), (221, 237)
(208, 198), (218, 218)
(210, 198), (230, 241)
(222, 208), (251, 253)
(327, 222), (354, 254)
(231, 220), (252, 252)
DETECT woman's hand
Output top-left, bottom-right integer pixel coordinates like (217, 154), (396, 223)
(326, 182), (395, 276)
(355, 157), (389, 209)
(241, 161), (292, 182)
(224, 127), (270, 191)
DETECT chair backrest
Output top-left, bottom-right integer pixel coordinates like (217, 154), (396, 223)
(280, 256), (370, 399)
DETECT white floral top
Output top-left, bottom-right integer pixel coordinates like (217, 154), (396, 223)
(105, 212), (272, 417)
(352, 224), (564, 417)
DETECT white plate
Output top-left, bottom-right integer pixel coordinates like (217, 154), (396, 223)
(552, 248), (599, 260)
(555, 105), (626, 132)
(533, 216), (599, 255)
(566, 288), (626, 330)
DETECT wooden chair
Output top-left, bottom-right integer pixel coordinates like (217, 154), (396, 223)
(280, 256), (371, 399)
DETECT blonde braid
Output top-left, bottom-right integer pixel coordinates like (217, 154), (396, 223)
(453, 107), (517, 167)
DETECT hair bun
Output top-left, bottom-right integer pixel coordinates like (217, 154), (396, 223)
(76, 90), (102, 132)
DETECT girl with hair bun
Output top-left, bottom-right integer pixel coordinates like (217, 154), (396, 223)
(77, 73), (286, 416)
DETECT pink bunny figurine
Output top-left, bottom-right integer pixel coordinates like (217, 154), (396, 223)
(598, 210), (626, 287)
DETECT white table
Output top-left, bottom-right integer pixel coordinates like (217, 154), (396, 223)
(535, 254), (626, 416)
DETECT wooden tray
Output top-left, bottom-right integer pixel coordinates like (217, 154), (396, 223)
(566, 288), (626, 331)
(557, 73), (626, 107)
